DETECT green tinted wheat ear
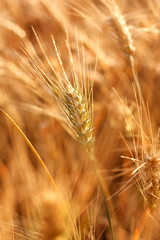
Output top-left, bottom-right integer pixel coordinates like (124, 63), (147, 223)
(22, 29), (95, 153)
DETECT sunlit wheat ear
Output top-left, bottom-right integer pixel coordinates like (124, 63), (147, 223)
(22, 29), (95, 153)
(101, 0), (135, 57)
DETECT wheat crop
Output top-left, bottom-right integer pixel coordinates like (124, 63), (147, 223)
(1, 0), (160, 240)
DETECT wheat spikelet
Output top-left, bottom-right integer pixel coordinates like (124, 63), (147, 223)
(21, 30), (95, 153)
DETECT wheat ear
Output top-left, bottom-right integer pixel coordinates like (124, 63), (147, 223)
(22, 29), (95, 153)
(101, 0), (135, 57)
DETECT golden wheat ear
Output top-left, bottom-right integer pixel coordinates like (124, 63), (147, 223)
(0, 108), (57, 190)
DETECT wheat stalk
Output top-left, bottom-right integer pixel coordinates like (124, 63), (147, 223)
(21, 30), (115, 239)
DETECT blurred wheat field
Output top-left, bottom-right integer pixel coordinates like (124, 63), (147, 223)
(1, 0), (160, 239)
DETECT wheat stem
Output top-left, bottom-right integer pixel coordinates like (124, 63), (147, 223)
(89, 151), (115, 240)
